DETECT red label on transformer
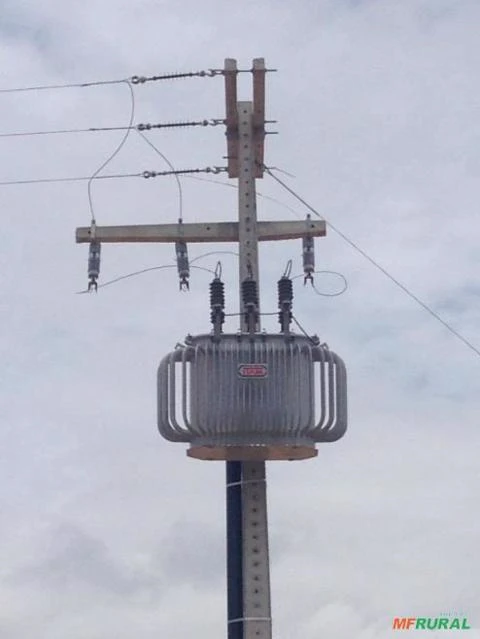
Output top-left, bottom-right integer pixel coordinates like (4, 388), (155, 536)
(238, 364), (268, 378)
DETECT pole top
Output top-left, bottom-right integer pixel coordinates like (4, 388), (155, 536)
(224, 58), (267, 178)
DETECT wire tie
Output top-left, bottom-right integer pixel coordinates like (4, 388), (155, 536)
(228, 618), (271, 624)
(226, 479), (266, 488)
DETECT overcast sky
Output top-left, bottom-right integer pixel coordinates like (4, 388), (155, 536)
(0, 0), (479, 637)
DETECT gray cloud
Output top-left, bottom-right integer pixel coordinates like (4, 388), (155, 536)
(159, 519), (225, 587)
(9, 522), (160, 597)
(0, 0), (479, 637)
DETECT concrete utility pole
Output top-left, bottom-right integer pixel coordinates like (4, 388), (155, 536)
(76, 58), (328, 639)
(229, 59), (270, 639)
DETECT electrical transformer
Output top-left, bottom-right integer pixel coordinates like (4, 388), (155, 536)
(157, 332), (347, 461)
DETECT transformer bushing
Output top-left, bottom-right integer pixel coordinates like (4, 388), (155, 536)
(157, 333), (347, 461)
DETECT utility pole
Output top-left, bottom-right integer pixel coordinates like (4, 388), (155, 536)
(76, 58), (342, 639)
(229, 58), (270, 639)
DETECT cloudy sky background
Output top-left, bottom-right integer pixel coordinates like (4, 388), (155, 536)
(0, 0), (479, 637)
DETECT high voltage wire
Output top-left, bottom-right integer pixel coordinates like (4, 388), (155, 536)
(76, 263), (216, 294)
(0, 167), (227, 187)
(0, 162), (302, 220)
(184, 174), (303, 219)
(87, 80), (135, 222)
(2, 160), (477, 359)
(0, 119), (225, 139)
(0, 82), (475, 358)
(0, 125), (130, 138)
(137, 131), (184, 222)
(0, 68), (232, 95)
(264, 166), (480, 360)
(0, 78), (127, 94)
(0, 153), (475, 358)
(0, 173), (142, 186)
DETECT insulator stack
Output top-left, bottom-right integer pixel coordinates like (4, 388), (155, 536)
(278, 276), (293, 305)
(88, 241), (101, 291)
(210, 278), (225, 309)
(242, 279), (258, 307)
(175, 241), (190, 290)
(277, 276), (293, 332)
(210, 278), (225, 334)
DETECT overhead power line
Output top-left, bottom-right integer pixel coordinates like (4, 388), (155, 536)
(0, 166), (227, 187)
(0, 119), (225, 139)
(0, 65), (274, 95)
(264, 166), (480, 359)
(0, 173), (141, 186)
(76, 263), (217, 294)
(130, 70), (224, 83)
(0, 125), (131, 138)
(87, 80), (135, 223)
(137, 131), (184, 222)
(130, 67), (276, 84)
(0, 78), (127, 94)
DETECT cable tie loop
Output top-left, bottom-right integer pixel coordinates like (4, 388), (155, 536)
(283, 259), (293, 278)
(228, 617), (271, 624)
